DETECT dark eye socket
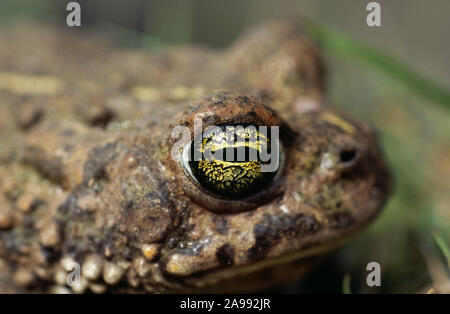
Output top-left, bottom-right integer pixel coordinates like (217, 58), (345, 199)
(339, 149), (357, 163)
(182, 123), (282, 199)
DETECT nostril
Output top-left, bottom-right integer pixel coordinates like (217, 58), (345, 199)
(340, 149), (357, 163)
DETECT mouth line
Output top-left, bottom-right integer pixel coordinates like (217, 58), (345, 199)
(182, 234), (355, 289)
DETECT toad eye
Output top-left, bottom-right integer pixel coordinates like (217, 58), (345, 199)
(169, 92), (295, 213)
(181, 124), (282, 199)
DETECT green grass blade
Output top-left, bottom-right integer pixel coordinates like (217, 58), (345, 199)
(304, 21), (450, 111)
(433, 229), (450, 270)
(342, 273), (352, 294)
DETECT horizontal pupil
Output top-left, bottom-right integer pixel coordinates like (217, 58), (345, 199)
(191, 147), (265, 163)
(219, 147), (261, 163)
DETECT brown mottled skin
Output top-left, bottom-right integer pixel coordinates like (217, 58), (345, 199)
(0, 23), (391, 293)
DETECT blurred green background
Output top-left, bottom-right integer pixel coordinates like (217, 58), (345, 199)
(0, 0), (449, 293)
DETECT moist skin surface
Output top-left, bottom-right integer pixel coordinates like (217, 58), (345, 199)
(0, 23), (391, 293)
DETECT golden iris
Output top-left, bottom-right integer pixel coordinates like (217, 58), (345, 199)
(189, 124), (277, 198)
